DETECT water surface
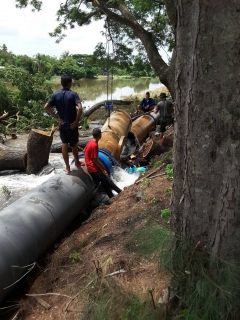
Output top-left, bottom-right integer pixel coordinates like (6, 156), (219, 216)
(52, 77), (163, 108)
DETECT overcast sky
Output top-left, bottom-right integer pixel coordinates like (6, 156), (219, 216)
(0, 0), (105, 57)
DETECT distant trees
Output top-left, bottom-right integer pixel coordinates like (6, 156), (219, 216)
(0, 44), (155, 80)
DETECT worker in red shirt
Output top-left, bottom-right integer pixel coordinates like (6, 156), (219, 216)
(84, 128), (122, 198)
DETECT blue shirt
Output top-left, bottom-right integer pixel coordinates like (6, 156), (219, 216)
(47, 88), (81, 126)
(140, 97), (156, 111)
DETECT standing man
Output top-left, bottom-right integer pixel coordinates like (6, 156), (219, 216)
(84, 128), (122, 199)
(44, 75), (84, 173)
(137, 92), (156, 113)
(154, 92), (174, 140)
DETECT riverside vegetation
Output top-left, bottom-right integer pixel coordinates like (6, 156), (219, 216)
(0, 44), (160, 135)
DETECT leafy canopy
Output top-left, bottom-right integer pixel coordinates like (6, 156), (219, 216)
(15, 0), (174, 64)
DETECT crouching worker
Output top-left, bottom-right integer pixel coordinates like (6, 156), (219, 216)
(84, 128), (122, 198)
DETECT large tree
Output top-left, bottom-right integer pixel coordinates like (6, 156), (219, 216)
(171, 0), (240, 313)
(15, 0), (240, 317)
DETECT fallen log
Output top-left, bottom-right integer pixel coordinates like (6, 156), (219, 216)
(50, 136), (92, 153)
(83, 100), (133, 118)
(0, 144), (27, 171)
(26, 129), (53, 174)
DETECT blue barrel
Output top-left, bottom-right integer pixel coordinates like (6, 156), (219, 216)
(75, 151), (113, 175)
(98, 148), (118, 166)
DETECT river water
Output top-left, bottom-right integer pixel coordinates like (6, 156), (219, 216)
(0, 135), (139, 211)
(52, 77), (163, 108)
(0, 78), (158, 210)
(0, 161), (139, 211)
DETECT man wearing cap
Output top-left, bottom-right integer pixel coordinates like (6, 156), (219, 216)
(154, 92), (174, 139)
(137, 92), (156, 113)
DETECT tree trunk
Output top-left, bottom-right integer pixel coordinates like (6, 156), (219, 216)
(83, 100), (133, 119)
(0, 144), (27, 171)
(172, 0), (240, 263)
(50, 136), (92, 153)
(26, 129), (53, 174)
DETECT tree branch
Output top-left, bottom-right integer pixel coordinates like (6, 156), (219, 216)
(91, 1), (169, 86)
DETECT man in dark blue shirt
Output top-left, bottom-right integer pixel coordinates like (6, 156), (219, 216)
(44, 75), (84, 173)
(138, 92), (156, 113)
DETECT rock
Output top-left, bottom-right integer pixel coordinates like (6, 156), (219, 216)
(158, 287), (174, 304)
(136, 190), (144, 201)
(158, 288), (170, 304)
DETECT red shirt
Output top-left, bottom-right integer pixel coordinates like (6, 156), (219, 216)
(84, 139), (99, 173)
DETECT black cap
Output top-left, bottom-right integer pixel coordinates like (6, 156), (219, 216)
(159, 92), (167, 98)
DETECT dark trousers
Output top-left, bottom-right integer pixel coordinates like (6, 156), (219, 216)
(90, 171), (122, 198)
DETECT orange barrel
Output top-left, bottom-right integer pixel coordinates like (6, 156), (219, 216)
(130, 111), (160, 144)
(98, 110), (132, 161)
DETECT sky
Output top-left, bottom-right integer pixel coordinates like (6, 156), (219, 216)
(0, 0), (105, 57)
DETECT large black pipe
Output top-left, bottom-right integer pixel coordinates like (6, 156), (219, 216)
(0, 167), (96, 301)
(0, 110), (160, 303)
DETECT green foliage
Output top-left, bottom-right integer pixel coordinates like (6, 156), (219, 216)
(161, 208), (171, 224)
(125, 224), (169, 258)
(0, 79), (15, 115)
(14, 0), (174, 73)
(165, 188), (172, 194)
(0, 41), (158, 82)
(153, 149), (173, 167)
(80, 117), (89, 130)
(124, 295), (163, 320)
(164, 237), (240, 320)
(151, 196), (157, 205)
(0, 44), (15, 67)
(165, 163), (173, 180)
(69, 250), (81, 263)
(0, 67), (54, 130)
(1, 186), (10, 195)
(140, 177), (152, 190)
(154, 159), (162, 167)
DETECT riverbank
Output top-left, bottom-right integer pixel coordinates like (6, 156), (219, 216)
(47, 75), (159, 85)
(0, 131), (174, 320)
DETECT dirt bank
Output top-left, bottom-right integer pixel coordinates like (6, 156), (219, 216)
(1, 133), (173, 320)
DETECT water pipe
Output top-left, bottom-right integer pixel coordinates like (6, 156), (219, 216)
(129, 111), (160, 145)
(0, 168), (97, 302)
(98, 110), (132, 161)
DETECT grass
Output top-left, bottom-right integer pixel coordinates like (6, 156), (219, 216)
(125, 223), (169, 259)
(140, 178), (152, 190)
(69, 250), (81, 263)
(165, 163), (173, 180)
(161, 208), (171, 224)
(151, 149), (173, 168)
(81, 277), (164, 320)
(164, 236), (240, 320)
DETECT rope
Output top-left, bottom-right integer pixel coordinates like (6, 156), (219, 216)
(104, 18), (115, 121)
